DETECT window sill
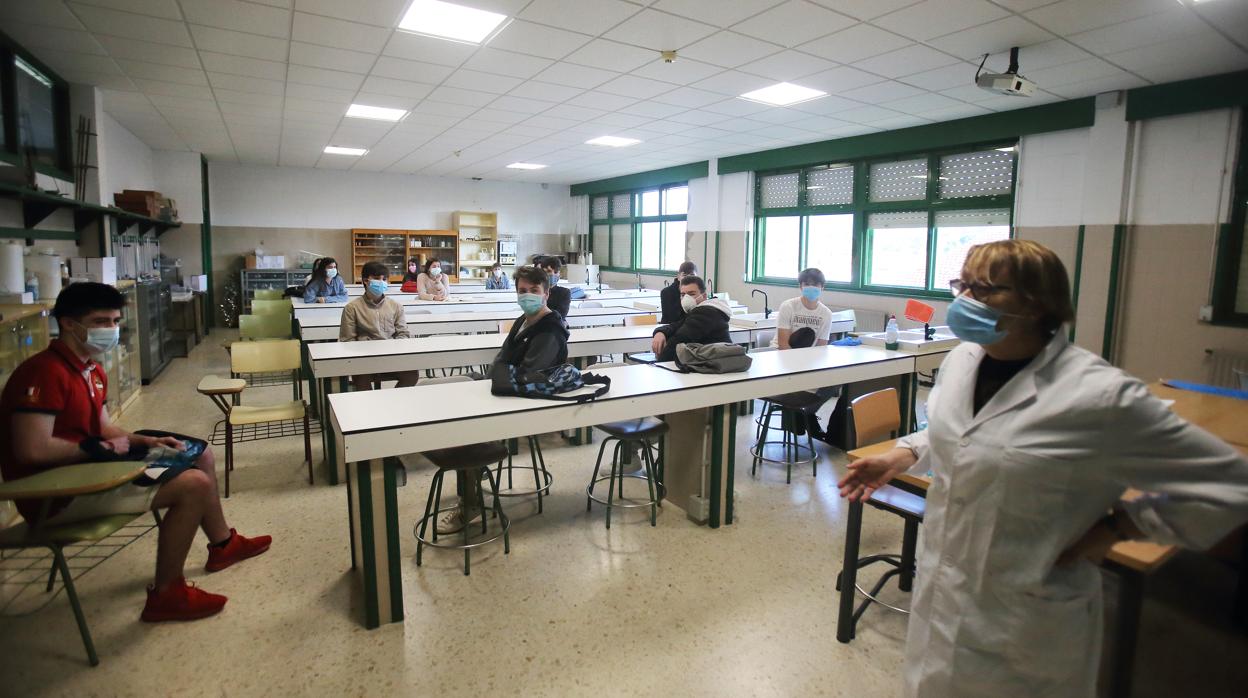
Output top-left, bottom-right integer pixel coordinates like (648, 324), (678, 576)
(747, 277), (954, 301)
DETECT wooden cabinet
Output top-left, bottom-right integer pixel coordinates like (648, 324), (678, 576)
(452, 211), (498, 281)
(352, 229), (458, 283)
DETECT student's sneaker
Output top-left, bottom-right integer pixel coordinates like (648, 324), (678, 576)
(435, 506), (483, 535)
(140, 578), (227, 622)
(205, 528), (272, 572)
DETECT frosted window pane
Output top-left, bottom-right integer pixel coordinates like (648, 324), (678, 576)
(806, 214), (854, 283)
(869, 158), (928, 202)
(806, 165), (853, 206)
(762, 216), (800, 279)
(664, 186), (688, 215)
(934, 209), (1011, 290)
(592, 224), (609, 264)
(591, 196), (609, 220)
(611, 193), (631, 218)
(867, 211), (927, 287)
(663, 220), (686, 271)
(640, 190), (660, 217)
(760, 172), (799, 208)
(611, 223), (632, 268)
(639, 222), (660, 270)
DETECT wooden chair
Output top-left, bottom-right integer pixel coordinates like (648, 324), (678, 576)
(251, 299), (292, 316)
(624, 314), (657, 327)
(497, 319), (518, 334)
(197, 340), (312, 497)
(254, 289), (284, 301)
(0, 461), (154, 666)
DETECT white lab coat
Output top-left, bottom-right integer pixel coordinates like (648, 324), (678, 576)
(896, 332), (1248, 697)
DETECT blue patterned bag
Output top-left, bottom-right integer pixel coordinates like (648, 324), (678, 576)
(490, 363), (610, 402)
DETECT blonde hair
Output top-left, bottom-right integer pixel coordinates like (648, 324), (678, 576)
(963, 239), (1074, 334)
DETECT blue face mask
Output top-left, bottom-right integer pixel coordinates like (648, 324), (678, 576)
(517, 293), (544, 315)
(367, 279), (388, 296)
(325, 268), (337, 279)
(800, 286), (821, 302)
(548, 273), (559, 285)
(946, 295), (1008, 345)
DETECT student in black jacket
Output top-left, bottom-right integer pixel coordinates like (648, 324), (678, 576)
(494, 265), (570, 380)
(660, 261), (698, 324)
(650, 274), (732, 362)
(538, 256), (571, 318)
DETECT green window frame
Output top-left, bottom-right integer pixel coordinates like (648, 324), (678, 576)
(750, 142), (1019, 299)
(1211, 115), (1248, 327)
(588, 182), (689, 274)
(0, 31), (73, 181)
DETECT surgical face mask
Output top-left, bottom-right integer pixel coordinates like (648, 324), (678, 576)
(494, 269), (503, 278)
(517, 293), (544, 315)
(429, 266), (441, 278)
(367, 279), (388, 296)
(325, 267), (338, 280)
(85, 326), (120, 357)
(946, 294), (1009, 345)
(800, 286), (820, 302)
(680, 294), (697, 313)
(548, 272), (559, 285)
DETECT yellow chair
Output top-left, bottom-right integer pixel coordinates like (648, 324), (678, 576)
(497, 319), (518, 334)
(0, 461), (154, 666)
(239, 313), (291, 340)
(254, 289), (284, 301)
(624, 314), (657, 326)
(251, 298), (292, 315)
(197, 340), (312, 497)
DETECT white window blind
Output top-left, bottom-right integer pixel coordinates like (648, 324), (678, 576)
(591, 196), (609, 220)
(806, 165), (853, 206)
(939, 149), (1015, 199)
(611, 193), (631, 218)
(869, 158), (928, 202)
(760, 172), (800, 209)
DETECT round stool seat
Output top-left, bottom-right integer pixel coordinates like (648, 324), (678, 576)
(766, 391), (823, 410)
(596, 417), (669, 439)
(423, 442), (509, 470)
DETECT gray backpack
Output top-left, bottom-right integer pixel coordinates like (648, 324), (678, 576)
(665, 342), (753, 374)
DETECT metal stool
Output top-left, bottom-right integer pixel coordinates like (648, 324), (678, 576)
(487, 436), (553, 513)
(415, 442), (511, 575)
(751, 392), (821, 483)
(586, 417), (668, 528)
(836, 485), (925, 629)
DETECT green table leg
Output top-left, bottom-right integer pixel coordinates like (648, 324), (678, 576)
(348, 458), (404, 628)
(568, 357), (593, 446)
(321, 376), (335, 484)
(707, 402), (738, 529)
(304, 341), (318, 418)
(899, 372), (918, 435)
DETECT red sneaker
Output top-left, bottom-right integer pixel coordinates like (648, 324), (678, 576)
(140, 578), (227, 622)
(205, 529), (272, 572)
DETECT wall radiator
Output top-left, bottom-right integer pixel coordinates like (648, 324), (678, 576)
(1205, 348), (1248, 390)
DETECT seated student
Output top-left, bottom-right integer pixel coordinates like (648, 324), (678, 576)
(771, 268), (838, 438)
(660, 261), (698, 323)
(485, 261), (510, 289)
(538, 256), (571, 318)
(303, 257), (347, 304)
(302, 257), (323, 285)
(0, 283), (270, 622)
(399, 258), (421, 292)
(440, 266), (568, 534)
(414, 258), (449, 301)
(340, 262), (420, 391)
(650, 274), (732, 362)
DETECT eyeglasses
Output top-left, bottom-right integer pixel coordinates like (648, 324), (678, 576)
(949, 279), (1012, 298)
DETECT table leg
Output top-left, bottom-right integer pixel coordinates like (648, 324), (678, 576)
(304, 342), (318, 418)
(707, 402), (738, 529)
(899, 372), (918, 435)
(1108, 567), (1144, 698)
(837, 498), (865, 642)
(568, 357), (593, 446)
(348, 458), (404, 629)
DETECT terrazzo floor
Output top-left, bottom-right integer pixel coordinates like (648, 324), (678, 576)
(1, 334), (1245, 697)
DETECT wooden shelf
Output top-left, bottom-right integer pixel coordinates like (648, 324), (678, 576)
(0, 182), (181, 241)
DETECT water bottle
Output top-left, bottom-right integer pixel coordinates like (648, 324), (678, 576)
(884, 314), (899, 350)
(25, 272), (38, 301)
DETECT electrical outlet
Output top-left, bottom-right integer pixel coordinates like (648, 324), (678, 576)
(1198, 305), (1213, 322)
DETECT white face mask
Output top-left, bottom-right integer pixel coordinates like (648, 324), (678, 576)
(680, 294), (697, 313)
(494, 269), (503, 278)
(429, 267), (441, 278)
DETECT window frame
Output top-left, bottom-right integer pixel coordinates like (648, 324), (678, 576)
(750, 141), (1018, 299)
(0, 32), (74, 182)
(1211, 115), (1248, 327)
(589, 181), (690, 275)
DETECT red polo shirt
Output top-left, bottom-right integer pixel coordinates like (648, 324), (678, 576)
(0, 340), (108, 519)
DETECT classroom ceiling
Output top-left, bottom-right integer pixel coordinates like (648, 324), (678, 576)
(3, 0), (1247, 185)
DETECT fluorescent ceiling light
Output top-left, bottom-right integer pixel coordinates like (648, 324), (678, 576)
(398, 0), (510, 45)
(506, 162), (547, 170)
(347, 104), (408, 122)
(739, 82), (826, 107)
(324, 146), (368, 156)
(585, 136), (641, 147)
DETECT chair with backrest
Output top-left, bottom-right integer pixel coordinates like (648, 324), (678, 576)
(254, 289), (284, 301)
(251, 299), (292, 316)
(836, 387), (925, 631)
(238, 313), (291, 340)
(623, 314), (657, 327)
(0, 461), (155, 666)
(195, 340), (312, 497)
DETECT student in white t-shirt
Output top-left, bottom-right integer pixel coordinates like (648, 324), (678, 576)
(771, 267), (833, 348)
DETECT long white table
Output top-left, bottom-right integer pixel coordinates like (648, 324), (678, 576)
(340, 283), (611, 296)
(294, 289), (665, 316)
(297, 306), (658, 342)
(329, 345), (929, 628)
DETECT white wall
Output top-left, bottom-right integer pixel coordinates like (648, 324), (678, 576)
(152, 151), (203, 224)
(97, 111), (154, 204)
(1131, 109), (1239, 226)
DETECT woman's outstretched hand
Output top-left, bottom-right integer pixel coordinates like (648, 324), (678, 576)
(838, 448), (918, 502)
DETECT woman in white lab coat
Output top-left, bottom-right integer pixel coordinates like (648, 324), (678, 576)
(839, 240), (1248, 697)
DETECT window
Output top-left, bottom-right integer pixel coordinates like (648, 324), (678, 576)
(0, 36), (72, 179)
(588, 183), (690, 272)
(751, 144), (1017, 297)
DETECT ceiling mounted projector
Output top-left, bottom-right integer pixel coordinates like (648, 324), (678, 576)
(976, 46), (1036, 97)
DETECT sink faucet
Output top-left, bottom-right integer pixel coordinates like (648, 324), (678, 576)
(636, 272), (643, 290)
(752, 289), (770, 319)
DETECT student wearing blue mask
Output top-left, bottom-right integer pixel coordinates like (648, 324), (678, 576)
(839, 240), (1248, 697)
(339, 262), (419, 391)
(770, 267), (833, 349)
(302, 257), (347, 304)
(538, 256), (571, 318)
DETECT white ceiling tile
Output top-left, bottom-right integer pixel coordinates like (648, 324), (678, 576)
(652, 86), (725, 109)
(807, 0), (917, 21)
(564, 39), (656, 72)
(603, 10), (720, 51)
(990, 0), (1061, 10)
(518, 0), (643, 35)
(852, 44), (960, 79)
(117, 59), (208, 85)
(927, 16), (1056, 61)
(1025, 57), (1132, 88)
(181, 0), (290, 38)
(463, 48), (555, 80)
(789, 114), (855, 132)
(869, 114), (931, 130)
(897, 62), (978, 91)
(1067, 7), (1207, 56)
(618, 101), (686, 118)
(218, 101), (283, 118)
(131, 79), (215, 99)
(800, 66), (880, 93)
(428, 85), (499, 107)
(443, 69), (523, 95)
(208, 71), (285, 95)
(732, 1), (857, 48)
(90, 35), (195, 68)
(597, 74), (682, 100)
(360, 75), (436, 99)
(881, 91), (966, 115)
(34, 50), (122, 76)
(351, 91), (420, 110)
(65, 72), (138, 90)
(71, 4), (194, 46)
(631, 58), (723, 86)
(1024, 0), (1176, 36)
(524, 114), (584, 131)
(873, 0), (1009, 42)
(189, 25), (288, 61)
(489, 21), (593, 60)
(214, 89), (284, 107)
(292, 0), (408, 27)
(1194, 0), (1248, 48)
(565, 91), (637, 111)
(666, 110), (729, 126)
(5, 2), (87, 29)
(534, 62), (619, 88)
(508, 80), (583, 102)
(651, 0), (785, 28)
(289, 42), (379, 74)
(739, 107), (813, 125)
(975, 91), (1061, 111)
(285, 96), (350, 115)
(489, 95), (558, 114)
(383, 30), (476, 66)
(370, 56), (455, 83)
(834, 105), (905, 123)
(1044, 74), (1150, 99)
(700, 97), (771, 116)
(294, 12), (389, 51)
(1106, 32), (1248, 83)
(739, 50), (834, 81)
(288, 64), (365, 90)
(983, 39), (1090, 74)
(470, 108), (533, 125)
(592, 112), (651, 128)
(285, 81), (357, 103)
(788, 94), (870, 115)
(6, 23), (107, 57)
(919, 102), (991, 120)
(680, 31), (781, 69)
(838, 80), (925, 104)
(796, 24), (911, 64)
(690, 70), (774, 96)
(543, 104), (609, 122)
(198, 51), (288, 81)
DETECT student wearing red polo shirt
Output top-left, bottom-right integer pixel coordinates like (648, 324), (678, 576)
(0, 283), (272, 622)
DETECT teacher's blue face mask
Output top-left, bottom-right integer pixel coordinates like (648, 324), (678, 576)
(946, 294), (1009, 345)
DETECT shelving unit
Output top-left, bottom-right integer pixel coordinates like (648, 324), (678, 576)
(0, 304), (51, 395)
(453, 211), (497, 281)
(101, 281), (141, 418)
(0, 182), (181, 243)
(240, 269), (306, 313)
(352, 229), (458, 283)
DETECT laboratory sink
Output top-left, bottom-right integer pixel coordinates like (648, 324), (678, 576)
(859, 326), (960, 351)
(729, 312), (774, 328)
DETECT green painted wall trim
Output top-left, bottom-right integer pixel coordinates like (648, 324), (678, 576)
(1102, 224), (1126, 361)
(1069, 224), (1085, 343)
(570, 161), (708, 196)
(717, 98), (1094, 175)
(1125, 70), (1248, 122)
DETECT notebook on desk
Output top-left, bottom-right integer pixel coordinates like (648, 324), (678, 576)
(626, 352), (658, 364)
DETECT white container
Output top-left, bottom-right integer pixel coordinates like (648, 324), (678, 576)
(188, 274), (208, 291)
(88, 257), (118, 285)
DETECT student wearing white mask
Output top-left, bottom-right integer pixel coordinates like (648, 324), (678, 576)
(415, 258), (449, 301)
(485, 262), (510, 290)
(650, 274), (731, 362)
(838, 240), (1248, 697)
